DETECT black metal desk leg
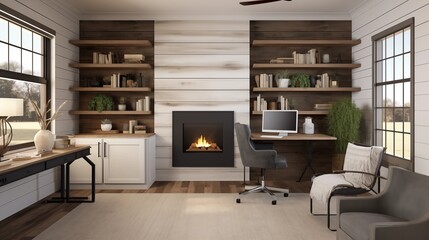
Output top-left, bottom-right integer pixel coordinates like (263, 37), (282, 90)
(46, 164), (66, 203)
(83, 156), (96, 202)
(297, 141), (316, 182)
(66, 156), (95, 203)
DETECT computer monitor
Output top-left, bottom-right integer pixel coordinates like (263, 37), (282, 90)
(262, 110), (298, 136)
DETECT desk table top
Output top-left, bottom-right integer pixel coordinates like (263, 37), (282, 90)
(0, 146), (90, 175)
(251, 133), (337, 141)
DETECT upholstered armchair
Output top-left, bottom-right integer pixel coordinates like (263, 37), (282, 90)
(337, 166), (429, 240)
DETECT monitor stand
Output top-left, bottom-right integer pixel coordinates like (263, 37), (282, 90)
(278, 132), (289, 137)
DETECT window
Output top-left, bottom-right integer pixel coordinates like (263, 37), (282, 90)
(372, 18), (414, 168)
(0, 4), (54, 149)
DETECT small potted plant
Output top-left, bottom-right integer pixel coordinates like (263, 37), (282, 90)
(101, 119), (112, 131)
(290, 73), (311, 88)
(275, 70), (290, 88)
(118, 97), (126, 111)
(88, 94), (114, 112)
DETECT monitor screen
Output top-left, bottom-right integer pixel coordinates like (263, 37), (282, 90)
(262, 110), (298, 136)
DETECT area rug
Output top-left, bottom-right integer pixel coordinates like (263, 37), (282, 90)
(35, 193), (335, 240)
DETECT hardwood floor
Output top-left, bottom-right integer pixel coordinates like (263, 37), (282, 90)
(0, 180), (311, 240)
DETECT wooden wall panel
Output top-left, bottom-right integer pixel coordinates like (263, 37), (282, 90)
(154, 20), (249, 180)
(250, 21), (352, 186)
(78, 21), (155, 134)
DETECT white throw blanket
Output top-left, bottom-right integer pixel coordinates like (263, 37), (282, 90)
(310, 174), (353, 204)
(310, 143), (375, 204)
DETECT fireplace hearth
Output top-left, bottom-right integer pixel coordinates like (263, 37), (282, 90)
(173, 111), (234, 167)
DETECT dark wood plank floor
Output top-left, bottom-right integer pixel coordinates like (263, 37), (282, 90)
(0, 180), (311, 240)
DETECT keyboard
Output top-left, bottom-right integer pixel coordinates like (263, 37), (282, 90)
(260, 135), (283, 139)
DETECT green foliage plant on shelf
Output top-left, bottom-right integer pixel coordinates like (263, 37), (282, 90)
(327, 99), (362, 154)
(88, 94), (114, 112)
(101, 119), (112, 124)
(290, 73), (310, 88)
(275, 70), (290, 88)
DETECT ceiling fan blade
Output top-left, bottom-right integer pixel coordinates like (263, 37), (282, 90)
(240, 0), (281, 6)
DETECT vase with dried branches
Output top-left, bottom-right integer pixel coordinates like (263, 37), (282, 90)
(29, 98), (67, 154)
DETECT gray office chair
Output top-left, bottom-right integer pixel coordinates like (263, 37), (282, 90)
(234, 122), (289, 205)
(337, 166), (429, 240)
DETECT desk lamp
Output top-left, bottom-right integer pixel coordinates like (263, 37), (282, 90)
(0, 98), (24, 160)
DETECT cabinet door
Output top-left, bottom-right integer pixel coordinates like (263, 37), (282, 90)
(70, 138), (103, 184)
(103, 138), (146, 184)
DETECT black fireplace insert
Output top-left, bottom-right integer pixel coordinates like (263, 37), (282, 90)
(172, 111), (234, 167)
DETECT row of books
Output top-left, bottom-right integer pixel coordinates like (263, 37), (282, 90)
(136, 96), (150, 112)
(110, 73), (122, 88)
(255, 73), (274, 88)
(253, 94), (291, 111)
(93, 52), (118, 64)
(292, 49), (319, 64)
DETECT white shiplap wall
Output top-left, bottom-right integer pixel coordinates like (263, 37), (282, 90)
(350, 0), (429, 175)
(0, 0), (79, 220)
(155, 21), (249, 180)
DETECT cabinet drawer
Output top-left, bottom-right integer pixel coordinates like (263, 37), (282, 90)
(0, 163), (45, 187)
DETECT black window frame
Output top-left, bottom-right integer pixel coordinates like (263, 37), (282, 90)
(0, 3), (55, 151)
(372, 18), (414, 170)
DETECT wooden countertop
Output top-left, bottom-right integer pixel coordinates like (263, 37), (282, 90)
(251, 133), (337, 141)
(0, 146), (90, 175)
(68, 133), (156, 138)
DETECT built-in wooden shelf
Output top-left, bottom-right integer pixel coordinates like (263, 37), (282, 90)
(252, 63), (361, 69)
(252, 110), (329, 115)
(252, 39), (361, 46)
(70, 87), (152, 92)
(253, 87), (361, 92)
(69, 63), (152, 69)
(70, 111), (152, 115)
(69, 39), (152, 47)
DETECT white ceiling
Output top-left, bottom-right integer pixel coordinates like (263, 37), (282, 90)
(56, 0), (368, 19)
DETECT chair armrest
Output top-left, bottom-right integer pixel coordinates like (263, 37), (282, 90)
(252, 142), (274, 150)
(333, 170), (387, 180)
(371, 213), (429, 240)
(337, 195), (380, 214)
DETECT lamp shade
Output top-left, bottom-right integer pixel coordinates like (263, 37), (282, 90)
(0, 98), (24, 117)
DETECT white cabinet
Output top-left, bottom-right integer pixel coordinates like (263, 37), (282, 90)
(71, 135), (156, 187)
(71, 138), (103, 184)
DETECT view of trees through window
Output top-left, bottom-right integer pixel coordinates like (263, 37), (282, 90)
(0, 16), (47, 146)
(374, 23), (412, 160)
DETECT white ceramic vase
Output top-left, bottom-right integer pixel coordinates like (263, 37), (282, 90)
(276, 78), (290, 88)
(34, 130), (55, 154)
(101, 124), (112, 131)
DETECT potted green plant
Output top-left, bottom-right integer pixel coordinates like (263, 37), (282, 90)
(88, 94), (114, 112)
(275, 70), (290, 88)
(327, 99), (362, 169)
(101, 119), (112, 131)
(290, 73), (310, 88)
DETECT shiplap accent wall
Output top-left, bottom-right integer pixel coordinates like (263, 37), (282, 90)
(0, 0), (79, 220)
(350, 0), (429, 175)
(154, 21), (249, 180)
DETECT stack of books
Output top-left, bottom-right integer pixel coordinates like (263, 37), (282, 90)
(255, 74), (273, 88)
(136, 96), (150, 111)
(134, 125), (147, 134)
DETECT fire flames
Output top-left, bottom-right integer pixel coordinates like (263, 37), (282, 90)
(195, 135), (211, 148)
(186, 134), (221, 152)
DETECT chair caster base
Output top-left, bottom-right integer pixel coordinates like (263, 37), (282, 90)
(272, 200), (276, 205)
(284, 193), (289, 197)
(236, 198), (241, 203)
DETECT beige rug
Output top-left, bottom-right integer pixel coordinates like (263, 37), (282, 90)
(35, 193), (335, 240)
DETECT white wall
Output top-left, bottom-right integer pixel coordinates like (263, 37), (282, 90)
(0, 0), (79, 220)
(154, 21), (249, 180)
(350, 0), (429, 175)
